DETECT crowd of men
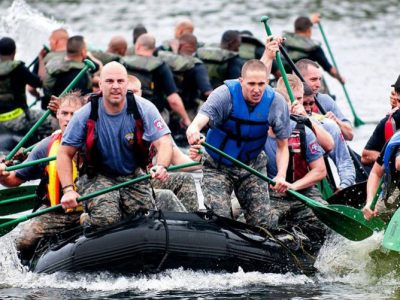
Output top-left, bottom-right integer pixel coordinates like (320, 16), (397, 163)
(0, 14), (399, 263)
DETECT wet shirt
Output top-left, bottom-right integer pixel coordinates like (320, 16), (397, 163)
(264, 119), (324, 177)
(199, 84), (291, 140)
(15, 136), (51, 181)
(62, 96), (170, 176)
(316, 93), (350, 123)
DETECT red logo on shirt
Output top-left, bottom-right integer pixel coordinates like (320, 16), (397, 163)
(154, 119), (165, 131)
(309, 141), (318, 154)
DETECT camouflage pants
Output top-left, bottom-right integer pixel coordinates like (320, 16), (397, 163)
(1, 109), (58, 143)
(201, 152), (273, 227)
(269, 186), (327, 243)
(15, 205), (80, 260)
(375, 186), (400, 222)
(154, 189), (187, 212)
(78, 168), (155, 227)
(151, 172), (198, 211)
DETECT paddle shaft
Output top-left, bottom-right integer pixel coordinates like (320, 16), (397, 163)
(202, 142), (324, 208)
(26, 45), (50, 70)
(370, 178), (383, 210)
(280, 43), (368, 180)
(0, 194), (36, 206)
(0, 161), (200, 235)
(260, 16), (295, 103)
(5, 156), (56, 172)
(317, 22), (364, 127)
(6, 59), (96, 160)
(23, 143), (37, 154)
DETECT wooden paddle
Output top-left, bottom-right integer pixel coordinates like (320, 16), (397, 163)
(317, 21), (365, 127)
(0, 161), (200, 237)
(6, 59), (96, 160)
(202, 141), (378, 241)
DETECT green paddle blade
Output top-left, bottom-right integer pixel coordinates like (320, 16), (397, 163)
(0, 185), (37, 199)
(327, 181), (367, 208)
(311, 205), (373, 241)
(383, 208), (400, 251)
(0, 194), (37, 216)
(0, 185), (38, 216)
(329, 204), (386, 231)
(288, 189), (373, 241)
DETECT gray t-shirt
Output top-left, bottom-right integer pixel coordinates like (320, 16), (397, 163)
(264, 119), (324, 177)
(200, 85), (291, 139)
(62, 96), (171, 175)
(15, 136), (51, 181)
(316, 93), (350, 124)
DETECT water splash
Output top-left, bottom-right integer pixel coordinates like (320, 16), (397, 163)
(0, 0), (65, 63)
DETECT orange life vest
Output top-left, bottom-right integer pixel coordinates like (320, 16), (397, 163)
(45, 130), (78, 206)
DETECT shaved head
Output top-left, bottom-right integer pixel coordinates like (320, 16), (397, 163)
(49, 28), (69, 51)
(100, 62), (128, 111)
(175, 18), (194, 38)
(100, 61), (128, 80)
(107, 35), (128, 56)
(135, 33), (156, 50)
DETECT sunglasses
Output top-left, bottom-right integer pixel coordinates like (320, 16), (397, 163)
(302, 100), (315, 107)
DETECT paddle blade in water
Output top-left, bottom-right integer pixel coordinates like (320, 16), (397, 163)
(383, 209), (400, 251)
(329, 204), (386, 231)
(312, 205), (373, 241)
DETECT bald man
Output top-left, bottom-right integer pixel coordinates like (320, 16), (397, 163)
(57, 62), (174, 228)
(157, 17), (194, 54)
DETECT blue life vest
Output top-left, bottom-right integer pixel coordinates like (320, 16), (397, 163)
(206, 79), (274, 165)
(383, 131), (400, 172)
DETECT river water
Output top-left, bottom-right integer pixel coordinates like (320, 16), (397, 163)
(0, 0), (400, 299)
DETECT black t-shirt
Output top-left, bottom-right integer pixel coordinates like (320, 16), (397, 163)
(226, 56), (244, 80)
(179, 63), (212, 108)
(309, 46), (332, 73)
(152, 62), (178, 111)
(365, 110), (400, 152)
(12, 63), (42, 90)
(376, 143), (387, 166)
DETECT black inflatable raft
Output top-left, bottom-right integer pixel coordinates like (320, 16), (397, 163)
(29, 211), (320, 275)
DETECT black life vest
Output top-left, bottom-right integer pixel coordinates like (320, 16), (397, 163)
(0, 60), (27, 114)
(122, 55), (164, 109)
(83, 91), (150, 176)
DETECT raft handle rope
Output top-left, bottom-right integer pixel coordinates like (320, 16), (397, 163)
(205, 209), (307, 272)
(155, 209), (170, 273)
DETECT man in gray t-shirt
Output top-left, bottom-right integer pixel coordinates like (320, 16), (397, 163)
(295, 58), (354, 141)
(187, 59), (291, 227)
(58, 62), (174, 228)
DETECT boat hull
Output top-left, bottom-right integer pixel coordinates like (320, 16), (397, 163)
(30, 211), (318, 275)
